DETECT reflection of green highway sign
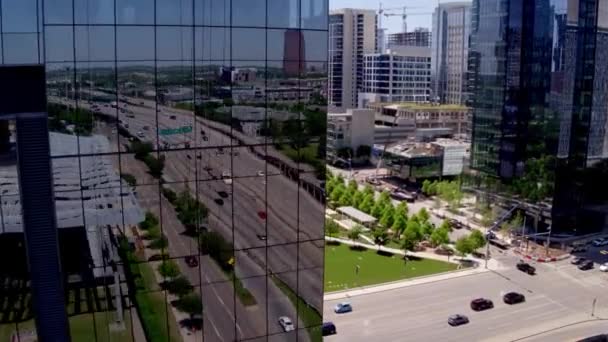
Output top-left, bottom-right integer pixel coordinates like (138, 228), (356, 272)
(160, 126), (192, 135)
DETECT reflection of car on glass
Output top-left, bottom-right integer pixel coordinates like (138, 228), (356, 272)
(366, 177), (381, 185)
(470, 298), (494, 311)
(516, 261), (536, 275)
(214, 198), (224, 206)
(170, 115), (177, 120)
(256, 234), (267, 241)
(278, 316), (295, 332)
(203, 136), (209, 141)
(196, 154), (202, 159)
(217, 191), (229, 198)
(447, 314), (469, 327)
(592, 238), (608, 247)
(257, 171), (265, 177)
(257, 211), (267, 220)
(334, 302), (352, 314)
(571, 256), (587, 265)
(600, 263), (608, 272)
(142, 125), (149, 131)
(322, 322), (337, 336)
(203, 166), (213, 172)
(222, 171), (232, 185)
(503, 292), (525, 305)
(185, 256), (198, 268)
(578, 260), (594, 270)
(136, 131), (145, 138)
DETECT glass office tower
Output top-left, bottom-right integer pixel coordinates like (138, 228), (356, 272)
(0, 0), (327, 341)
(469, 0), (608, 235)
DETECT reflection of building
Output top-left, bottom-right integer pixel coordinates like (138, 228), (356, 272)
(283, 29), (306, 76)
(327, 109), (375, 161)
(387, 28), (432, 48)
(0, 0), (328, 339)
(226, 85), (313, 104)
(359, 46), (432, 107)
(431, 2), (471, 104)
(469, 0), (608, 235)
(367, 102), (471, 143)
(329, 8), (377, 109)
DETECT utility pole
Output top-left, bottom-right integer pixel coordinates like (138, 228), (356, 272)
(545, 225), (552, 257)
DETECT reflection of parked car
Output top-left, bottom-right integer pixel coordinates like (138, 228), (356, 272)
(256, 234), (267, 241)
(217, 191), (229, 198)
(600, 263), (608, 272)
(571, 245), (587, 253)
(366, 177), (381, 185)
(214, 198), (224, 206)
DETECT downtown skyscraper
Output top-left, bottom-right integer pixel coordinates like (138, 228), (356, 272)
(0, 0), (328, 341)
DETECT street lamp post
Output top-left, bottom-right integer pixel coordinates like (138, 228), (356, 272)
(545, 225), (552, 257)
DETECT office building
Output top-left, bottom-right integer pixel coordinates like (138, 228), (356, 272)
(329, 8), (377, 109)
(469, 0), (608, 235)
(0, 0), (327, 341)
(431, 2), (471, 104)
(387, 28), (432, 48)
(359, 46), (432, 107)
(327, 109), (375, 163)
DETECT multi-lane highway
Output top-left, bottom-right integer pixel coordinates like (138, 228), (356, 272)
(324, 254), (608, 342)
(52, 96), (325, 341)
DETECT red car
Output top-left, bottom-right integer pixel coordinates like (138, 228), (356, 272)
(257, 211), (267, 220)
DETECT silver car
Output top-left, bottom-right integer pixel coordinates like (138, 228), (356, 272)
(278, 316), (294, 332)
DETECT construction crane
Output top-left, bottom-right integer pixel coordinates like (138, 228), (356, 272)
(378, 3), (426, 33)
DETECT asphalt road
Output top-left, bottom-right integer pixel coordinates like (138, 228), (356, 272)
(324, 254), (608, 342)
(53, 96), (324, 340)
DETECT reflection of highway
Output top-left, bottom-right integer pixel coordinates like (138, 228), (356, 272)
(51, 96), (324, 340)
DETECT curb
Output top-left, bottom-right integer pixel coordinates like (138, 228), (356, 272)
(513, 249), (570, 263)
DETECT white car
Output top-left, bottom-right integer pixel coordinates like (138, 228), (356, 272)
(136, 131), (145, 138)
(278, 316), (294, 332)
(592, 238), (607, 247)
(600, 263), (608, 272)
(257, 171), (265, 177)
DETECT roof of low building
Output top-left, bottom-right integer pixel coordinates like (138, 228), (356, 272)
(337, 206), (377, 224)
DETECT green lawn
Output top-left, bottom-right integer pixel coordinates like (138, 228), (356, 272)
(325, 243), (458, 292)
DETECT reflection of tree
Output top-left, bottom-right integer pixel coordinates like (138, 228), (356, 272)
(511, 155), (555, 202)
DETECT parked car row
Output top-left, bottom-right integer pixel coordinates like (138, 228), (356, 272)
(571, 257), (596, 270)
(449, 293), (526, 327)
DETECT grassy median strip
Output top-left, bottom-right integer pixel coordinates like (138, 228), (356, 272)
(270, 274), (322, 341)
(161, 187), (257, 307)
(119, 239), (182, 342)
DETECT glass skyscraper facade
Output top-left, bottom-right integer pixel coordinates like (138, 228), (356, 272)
(469, 0), (608, 235)
(0, 0), (327, 341)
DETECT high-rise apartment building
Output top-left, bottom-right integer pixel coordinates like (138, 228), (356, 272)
(469, 0), (608, 235)
(387, 28), (432, 48)
(329, 8), (377, 109)
(431, 2), (471, 105)
(359, 47), (432, 107)
(0, 1), (327, 341)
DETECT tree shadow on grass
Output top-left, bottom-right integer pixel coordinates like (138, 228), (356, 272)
(349, 245), (367, 252)
(326, 240), (341, 246)
(376, 250), (394, 257)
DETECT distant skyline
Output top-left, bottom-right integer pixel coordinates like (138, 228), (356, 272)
(330, 0), (451, 34)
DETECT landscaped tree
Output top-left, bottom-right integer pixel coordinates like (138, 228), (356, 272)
(430, 226), (450, 248)
(378, 190), (391, 204)
(421, 179), (432, 195)
(175, 293), (203, 320)
(347, 179), (358, 193)
(403, 220), (423, 247)
(362, 184), (374, 196)
(358, 193), (375, 214)
(149, 235), (169, 249)
(326, 176), (338, 195)
(455, 236), (474, 257)
(347, 225), (363, 243)
(439, 219), (452, 232)
(325, 219), (340, 238)
(330, 183), (346, 203)
(391, 213), (408, 237)
(468, 229), (487, 251)
(372, 226), (390, 246)
(394, 201), (409, 217)
(166, 276), (193, 297)
(417, 208), (430, 223)
(337, 191), (352, 207)
(379, 205), (395, 228)
(146, 226), (161, 240)
(370, 199), (387, 219)
(420, 221), (435, 240)
(351, 190), (365, 208)
(158, 260), (180, 279)
(401, 227), (419, 259)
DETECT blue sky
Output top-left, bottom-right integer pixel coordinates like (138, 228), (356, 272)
(330, 0), (442, 34)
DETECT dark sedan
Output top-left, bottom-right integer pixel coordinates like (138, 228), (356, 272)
(503, 292), (526, 305)
(578, 260), (594, 270)
(470, 298), (494, 311)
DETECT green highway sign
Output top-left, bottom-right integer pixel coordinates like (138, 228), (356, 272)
(160, 126), (192, 135)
